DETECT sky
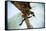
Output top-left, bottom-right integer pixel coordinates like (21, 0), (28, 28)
(8, 1), (45, 29)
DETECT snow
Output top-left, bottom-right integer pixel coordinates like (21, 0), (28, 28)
(8, 2), (45, 29)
